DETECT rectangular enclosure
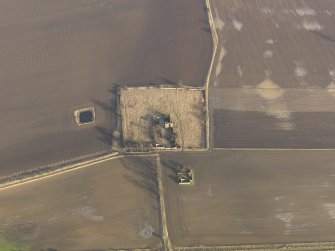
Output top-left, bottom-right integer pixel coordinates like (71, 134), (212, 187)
(119, 87), (207, 150)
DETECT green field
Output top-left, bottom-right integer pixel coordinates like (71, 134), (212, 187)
(0, 235), (28, 251)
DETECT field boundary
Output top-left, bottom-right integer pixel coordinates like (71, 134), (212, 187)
(156, 155), (173, 251)
(214, 148), (335, 151)
(0, 152), (120, 190)
(174, 241), (335, 251)
(204, 0), (218, 151)
(123, 85), (204, 91)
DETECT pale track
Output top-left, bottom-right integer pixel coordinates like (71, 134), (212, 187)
(204, 0), (218, 150)
(175, 241), (335, 251)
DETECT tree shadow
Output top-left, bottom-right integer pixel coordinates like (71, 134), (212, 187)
(92, 82), (119, 116)
(121, 156), (159, 199)
(160, 159), (181, 183)
(95, 126), (113, 145)
(92, 82), (120, 147)
(121, 156), (163, 239)
(123, 114), (151, 149)
(123, 174), (159, 199)
(201, 27), (211, 33)
(160, 77), (179, 86)
(191, 100), (206, 118)
(81, 249), (106, 251)
(197, 16), (211, 33)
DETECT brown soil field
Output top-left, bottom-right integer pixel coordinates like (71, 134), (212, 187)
(211, 0), (335, 89)
(208, 0), (335, 149)
(0, 0), (212, 177)
(0, 156), (161, 250)
(120, 88), (206, 149)
(214, 109), (335, 148)
(161, 150), (335, 247)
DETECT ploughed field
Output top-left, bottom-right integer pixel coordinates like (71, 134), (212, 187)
(161, 150), (335, 246)
(0, 156), (161, 250)
(0, 0), (212, 177)
(209, 0), (335, 149)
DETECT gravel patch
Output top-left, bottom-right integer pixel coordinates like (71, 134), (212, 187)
(120, 87), (206, 149)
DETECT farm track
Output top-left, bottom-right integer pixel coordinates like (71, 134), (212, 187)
(175, 241), (335, 251)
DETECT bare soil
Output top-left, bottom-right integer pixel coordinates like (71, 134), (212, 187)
(0, 0), (212, 177)
(161, 150), (335, 246)
(209, 0), (335, 149)
(0, 156), (161, 250)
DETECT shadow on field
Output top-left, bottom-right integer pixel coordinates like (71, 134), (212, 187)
(311, 30), (335, 43)
(197, 16), (211, 33)
(92, 82), (119, 117)
(121, 156), (163, 239)
(191, 100), (206, 118)
(160, 159), (181, 184)
(95, 126), (113, 145)
(160, 77), (178, 86)
(82, 249), (106, 251)
(92, 82), (120, 147)
(201, 6), (212, 32)
(83, 250), (107, 251)
(121, 156), (159, 199)
(39, 248), (58, 251)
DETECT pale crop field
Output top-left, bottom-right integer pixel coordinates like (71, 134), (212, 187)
(120, 88), (206, 149)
